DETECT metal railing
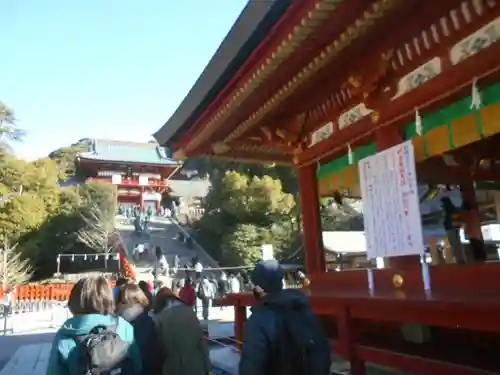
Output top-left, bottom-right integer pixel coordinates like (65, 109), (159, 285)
(1, 300), (70, 335)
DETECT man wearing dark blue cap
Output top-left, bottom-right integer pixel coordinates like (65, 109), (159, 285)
(239, 260), (331, 375)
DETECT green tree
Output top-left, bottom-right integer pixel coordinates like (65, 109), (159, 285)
(0, 102), (24, 151)
(79, 181), (118, 215)
(0, 155), (59, 243)
(0, 152), (28, 198)
(18, 182), (118, 279)
(49, 141), (89, 180)
(195, 170), (296, 267)
(0, 193), (48, 243)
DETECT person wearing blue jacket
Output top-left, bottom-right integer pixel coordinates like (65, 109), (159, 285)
(46, 276), (142, 375)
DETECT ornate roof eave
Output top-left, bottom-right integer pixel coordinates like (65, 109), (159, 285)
(183, 0), (346, 153)
(204, 154), (293, 167)
(221, 0), (398, 146)
(78, 156), (181, 168)
(173, 143), (294, 166)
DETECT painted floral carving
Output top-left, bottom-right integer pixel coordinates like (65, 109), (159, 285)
(451, 17), (500, 65)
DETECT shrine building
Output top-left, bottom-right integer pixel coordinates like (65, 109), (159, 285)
(155, 1), (500, 374)
(77, 139), (181, 212)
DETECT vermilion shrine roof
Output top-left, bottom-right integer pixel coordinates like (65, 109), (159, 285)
(154, 0), (292, 147)
(79, 139), (179, 166)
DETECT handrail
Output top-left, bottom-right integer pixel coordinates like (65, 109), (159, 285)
(169, 217), (219, 268)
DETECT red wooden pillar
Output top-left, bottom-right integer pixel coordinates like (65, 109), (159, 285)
(460, 180), (482, 238)
(338, 307), (365, 375)
(139, 187), (145, 210)
(234, 302), (247, 350)
(375, 128), (421, 269)
(298, 164), (325, 275)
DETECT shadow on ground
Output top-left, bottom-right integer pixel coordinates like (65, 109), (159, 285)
(0, 332), (55, 370)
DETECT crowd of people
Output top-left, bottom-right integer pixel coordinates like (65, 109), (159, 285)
(45, 260), (332, 375)
(46, 275), (211, 375)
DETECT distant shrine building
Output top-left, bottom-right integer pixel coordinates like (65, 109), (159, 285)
(77, 139), (180, 213)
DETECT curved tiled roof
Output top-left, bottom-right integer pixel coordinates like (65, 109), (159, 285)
(154, 0), (293, 146)
(79, 139), (179, 166)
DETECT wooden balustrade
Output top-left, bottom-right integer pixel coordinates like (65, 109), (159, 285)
(0, 283), (75, 301)
(0, 280), (117, 301)
(214, 262), (500, 375)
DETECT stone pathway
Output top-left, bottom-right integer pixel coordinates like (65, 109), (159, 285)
(0, 343), (51, 375)
(117, 216), (215, 281)
(117, 216), (232, 321)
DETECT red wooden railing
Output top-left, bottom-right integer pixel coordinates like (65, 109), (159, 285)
(0, 280), (119, 301)
(213, 262), (500, 375)
(0, 243), (133, 300)
(0, 283), (75, 301)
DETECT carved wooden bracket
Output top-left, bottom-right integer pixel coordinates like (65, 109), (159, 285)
(344, 49), (396, 101)
(212, 142), (231, 154)
(173, 149), (187, 160)
(243, 112), (310, 154)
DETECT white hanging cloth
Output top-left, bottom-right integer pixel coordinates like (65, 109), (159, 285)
(470, 77), (482, 110)
(347, 144), (353, 165)
(415, 108), (423, 136)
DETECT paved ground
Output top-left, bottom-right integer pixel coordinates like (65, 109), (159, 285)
(117, 215), (233, 322)
(116, 216), (217, 280)
(0, 307), (413, 375)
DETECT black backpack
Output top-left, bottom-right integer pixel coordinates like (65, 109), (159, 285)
(272, 304), (331, 375)
(75, 318), (131, 375)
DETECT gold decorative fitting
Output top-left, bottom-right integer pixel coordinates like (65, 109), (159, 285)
(212, 142), (231, 154)
(392, 274), (404, 288)
(173, 149), (187, 160)
(371, 111), (380, 122)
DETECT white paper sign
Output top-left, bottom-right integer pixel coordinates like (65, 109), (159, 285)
(138, 175), (148, 186)
(111, 174), (122, 185)
(261, 244), (274, 260)
(359, 140), (424, 259)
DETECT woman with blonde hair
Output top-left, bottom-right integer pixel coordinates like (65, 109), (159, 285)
(153, 287), (211, 375)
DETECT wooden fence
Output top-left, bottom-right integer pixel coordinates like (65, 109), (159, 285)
(0, 280), (117, 301)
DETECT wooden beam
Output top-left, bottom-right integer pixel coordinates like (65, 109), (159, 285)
(210, 0), (374, 143)
(418, 163), (500, 184)
(189, 148), (294, 166)
(176, 0), (319, 151)
(273, 0), (438, 122)
(298, 41), (500, 166)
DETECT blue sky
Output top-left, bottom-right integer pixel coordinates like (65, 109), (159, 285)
(1, 0), (247, 160)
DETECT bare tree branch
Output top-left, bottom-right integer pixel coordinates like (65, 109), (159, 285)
(76, 204), (121, 253)
(0, 240), (33, 286)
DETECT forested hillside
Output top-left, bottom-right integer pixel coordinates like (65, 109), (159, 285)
(183, 157), (363, 267)
(0, 102), (119, 282)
